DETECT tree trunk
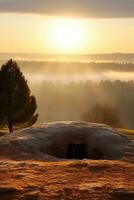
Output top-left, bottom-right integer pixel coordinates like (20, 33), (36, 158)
(8, 120), (13, 133)
(7, 92), (13, 133)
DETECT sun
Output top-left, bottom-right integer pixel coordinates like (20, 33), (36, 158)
(50, 19), (87, 53)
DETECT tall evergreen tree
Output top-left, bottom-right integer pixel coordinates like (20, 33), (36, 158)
(0, 59), (38, 132)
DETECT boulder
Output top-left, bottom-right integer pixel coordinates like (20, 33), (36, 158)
(0, 122), (133, 161)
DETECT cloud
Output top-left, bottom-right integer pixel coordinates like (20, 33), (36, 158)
(0, 0), (134, 18)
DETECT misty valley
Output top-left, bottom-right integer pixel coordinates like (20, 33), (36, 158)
(1, 59), (133, 129)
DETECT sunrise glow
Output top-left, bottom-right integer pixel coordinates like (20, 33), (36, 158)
(41, 19), (90, 54)
(0, 14), (134, 54)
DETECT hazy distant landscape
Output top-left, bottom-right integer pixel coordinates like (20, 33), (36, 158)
(1, 53), (134, 83)
(1, 53), (134, 63)
(1, 54), (134, 129)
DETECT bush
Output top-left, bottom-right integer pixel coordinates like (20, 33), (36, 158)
(83, 103), (121, 127)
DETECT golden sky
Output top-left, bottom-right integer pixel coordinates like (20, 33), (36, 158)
(0, 13), (134, 54)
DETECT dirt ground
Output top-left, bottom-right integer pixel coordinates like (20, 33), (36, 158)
(0, 159), (133, 200)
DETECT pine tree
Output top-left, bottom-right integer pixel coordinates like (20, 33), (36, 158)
(0, 59), (38, 132)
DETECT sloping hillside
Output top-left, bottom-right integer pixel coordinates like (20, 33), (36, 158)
(0, 122), (133, 200)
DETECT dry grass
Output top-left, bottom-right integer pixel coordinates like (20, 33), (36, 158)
(0, 127), (8, 136)
(118, 128), (134, 141)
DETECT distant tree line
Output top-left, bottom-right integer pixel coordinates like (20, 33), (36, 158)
(1, 61), (134, 76)
(0, 60), (38, 133)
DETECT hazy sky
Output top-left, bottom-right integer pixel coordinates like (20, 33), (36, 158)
(0, 0), (134, 54)
(0, 0), (134, 18)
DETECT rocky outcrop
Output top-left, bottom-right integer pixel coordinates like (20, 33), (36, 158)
(0, 122), (133, 161)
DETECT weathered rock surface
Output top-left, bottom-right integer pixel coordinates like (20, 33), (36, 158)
(0, 122), (133, 161)
(0, 160), (133, 200)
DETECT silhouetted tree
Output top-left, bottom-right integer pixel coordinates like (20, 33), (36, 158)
(0, 59), (38, 132)
(83, 103), (121, 128)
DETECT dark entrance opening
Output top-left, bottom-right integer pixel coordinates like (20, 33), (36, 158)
(67, 143), (88, 159)
(91, 148), (104, 160)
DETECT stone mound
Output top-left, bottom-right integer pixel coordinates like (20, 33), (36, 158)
(0, 122), (133, 161)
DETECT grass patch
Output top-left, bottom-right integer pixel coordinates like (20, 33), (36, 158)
(0, 127), (8, 136)
(118, 128), (134, 141)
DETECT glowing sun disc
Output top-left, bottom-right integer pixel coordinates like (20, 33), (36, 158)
(51, 20), (86, 52)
